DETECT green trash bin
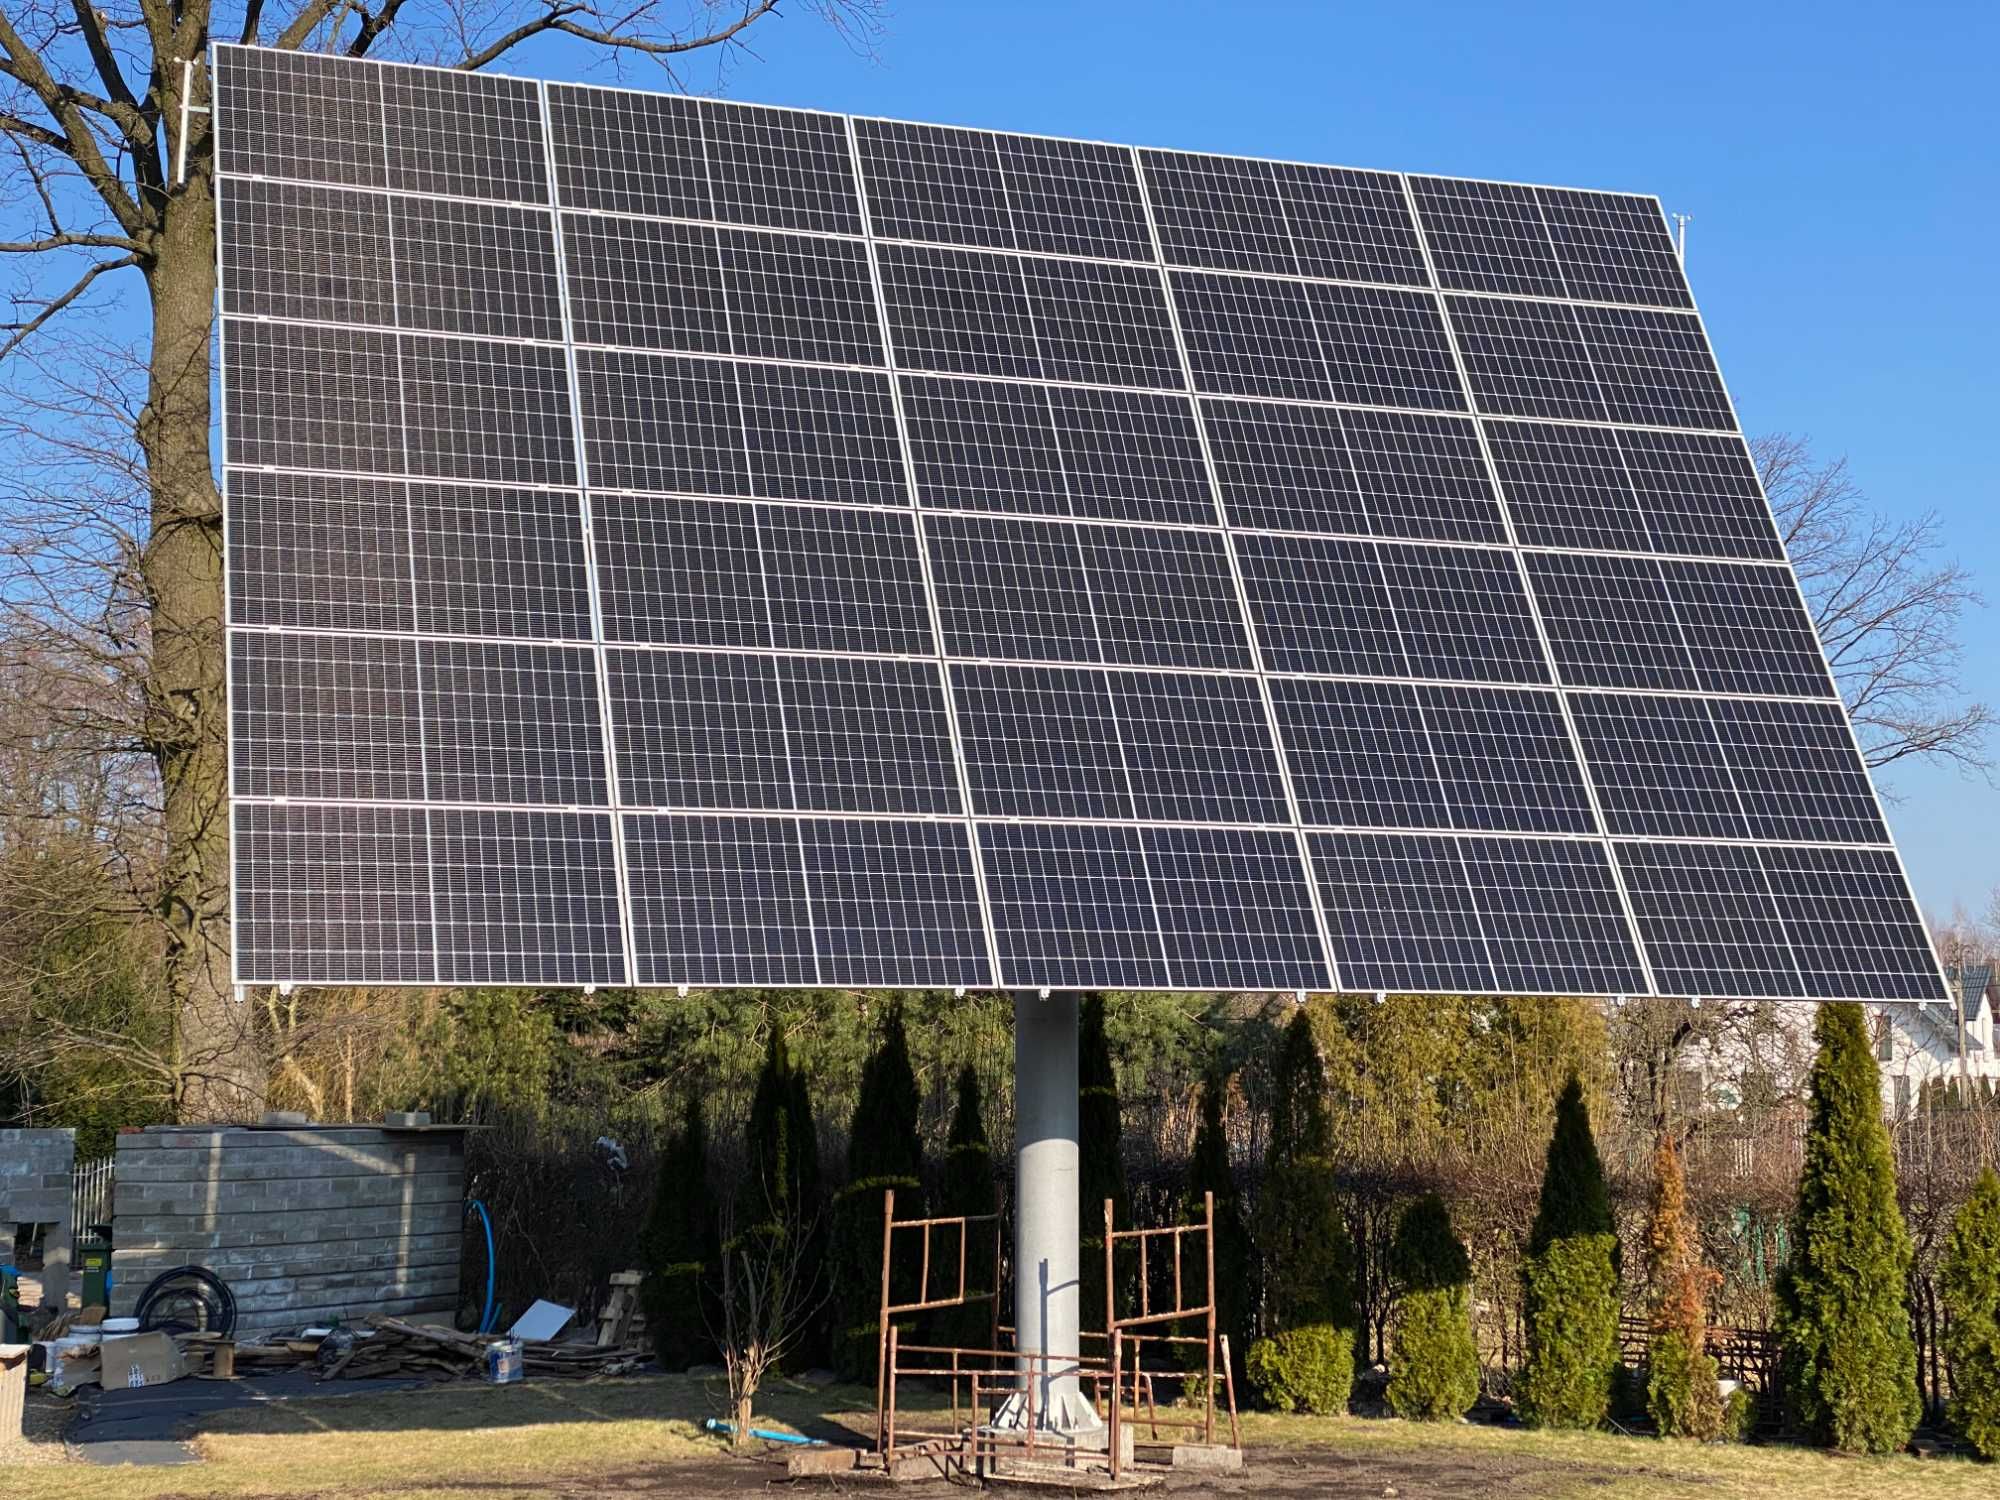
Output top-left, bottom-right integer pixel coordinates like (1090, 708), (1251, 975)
(78, 1229), (113, 1311)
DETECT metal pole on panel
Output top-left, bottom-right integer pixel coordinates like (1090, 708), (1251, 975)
(991, 991), (1105, 1444)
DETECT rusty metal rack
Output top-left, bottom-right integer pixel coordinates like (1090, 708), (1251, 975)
(1102, 1190), (1241, 1475)
(870, 1188), (1240, 1482)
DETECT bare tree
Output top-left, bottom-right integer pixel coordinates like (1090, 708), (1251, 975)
(710, 1192), (829, 1451)
(1755, 432), (1993, 776)
(0, 0), (884, 1120)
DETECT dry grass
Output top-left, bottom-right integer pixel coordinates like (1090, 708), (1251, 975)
(1240, 1411), (1994, 1500)
(20, 1375), (1993, 1500)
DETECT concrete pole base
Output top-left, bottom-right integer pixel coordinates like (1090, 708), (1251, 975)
(986, 1385), (1109, 1446)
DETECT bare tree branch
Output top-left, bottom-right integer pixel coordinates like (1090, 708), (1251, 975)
(1, 249), (139, 357)
(1755, 432), (1993, 778)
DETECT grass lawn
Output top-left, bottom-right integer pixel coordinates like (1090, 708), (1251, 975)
(19, 1374), (1992, 1500)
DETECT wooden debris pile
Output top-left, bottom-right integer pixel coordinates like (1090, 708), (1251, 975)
(176, 1319), (649, 1383)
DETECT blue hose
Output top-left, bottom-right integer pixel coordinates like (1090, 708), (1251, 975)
(466, 1199), (497, 1334)
(703, 1418), (825, 1446)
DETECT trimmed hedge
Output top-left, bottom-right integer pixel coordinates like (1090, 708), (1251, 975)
(1386, 1194), (1479, 1421)
(1246, 1323), (1354, 1415)
(1519, 1231), (1622, 1429)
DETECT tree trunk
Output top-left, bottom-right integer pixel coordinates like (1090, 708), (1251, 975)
(138, 113), (265, 1122)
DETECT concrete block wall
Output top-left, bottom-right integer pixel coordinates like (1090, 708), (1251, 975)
(111, 1127), (465, 1335)
(0, 1127), (75, 1307)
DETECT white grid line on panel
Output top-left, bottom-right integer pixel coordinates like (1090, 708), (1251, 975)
(215, 88), (249, 988)
(230, 617), (1882, 719)
(375, 88), (446, 984)
(843, 112), (1004, 988)
(218, 299), (1749, 445)
(1649, 201), (1951, 1003)
(538, 80), (640, 985)
(1130, 142), (1340, 994)
(990, 162), (1178, 985)
(696, 115), (830, 991)
(229, 455), (1798, 573)
(1400, 173), (1661, 997)
(213, 147), (1700, 317)
(1040, 494), (1178, 985)
(224, 794), (1913, 856)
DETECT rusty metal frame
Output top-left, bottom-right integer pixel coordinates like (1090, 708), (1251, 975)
(870, 1187), (1241, 1481)
(1102, 1190), (1242, 1477)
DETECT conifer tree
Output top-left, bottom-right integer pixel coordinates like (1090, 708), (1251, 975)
(933, 1064), (1000, 1352)
(738, 1030), (827, 1367)
(639, 1091), (719, 1372)
(1518, 1073), (1622, 1429)
(1184, 1064), (1252, 1390)
(1939, 1166), (2000, 1457)
(1247, 1008), (1356, 1414)
(1644, 1133), (1723, 1439)
(1774, 1002), (1920, 1453)
(830, 1006), (925, 1379)
(1385, 1194), (1480, 1421)
(1077, 993), (1132, 1331)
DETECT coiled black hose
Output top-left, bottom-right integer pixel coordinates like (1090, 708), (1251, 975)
(134, 1264), (237, 1338)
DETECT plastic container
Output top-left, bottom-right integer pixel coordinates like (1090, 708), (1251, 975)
(101, 1317), (140, 1336)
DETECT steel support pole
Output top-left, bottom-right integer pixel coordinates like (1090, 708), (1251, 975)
(996, 990), (1104, 1439)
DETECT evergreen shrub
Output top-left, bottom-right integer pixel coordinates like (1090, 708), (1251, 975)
(1941, 1166), (2000, 1459)
(1773, 1002), (1920, 1454)
(1385, 1194), (1479, 1421)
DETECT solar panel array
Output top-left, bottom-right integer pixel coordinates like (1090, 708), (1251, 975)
(214, 44), (1948, 1002)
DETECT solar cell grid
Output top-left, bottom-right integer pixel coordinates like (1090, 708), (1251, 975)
(1235, 533), (1407, 678)
(1337, 409), (1505, 544)
(1108, 670), (1290, 824)
(217, 45), (1945, 1001)
(1568, 693), (1747, 840)
(997, 134), (1154, 262)
(219, 178), (395, 327)
(979, 822), (1169, 989)
(1523, 551), (1699, 692)
(392, 196), (565, 342)
(1615, 842), (1802, 998)
(1046, 387), (1214, 525)
(854, 118), (1016, 249)
(1416, 684), (1597, 835)
(230, 631), (424, 802)
(1407, 177), (1569, 299)
(952, 664), (1133, 820)
(607, 649), (792, 811)
(1269, 163), (1430, 286)
(1273, 680), (1449, 830)
(234, 803), (434, 984)
(1140, 150), (1297, 275)
(623, 815), (818, 986)
(227, 470), (413, 634)
(408, 485), (592, 640)
(1309, 831), (1494, 993)
(778, 656), (963, 816)
(591, 497), (767, 647)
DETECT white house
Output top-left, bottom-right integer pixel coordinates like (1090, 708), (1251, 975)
(1872, 962), (1999, 1117)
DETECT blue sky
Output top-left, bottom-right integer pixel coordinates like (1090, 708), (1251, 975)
(544, 0), (1999, 918)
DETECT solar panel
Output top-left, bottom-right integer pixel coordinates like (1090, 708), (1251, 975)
(214, 44), (1947, 1002)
